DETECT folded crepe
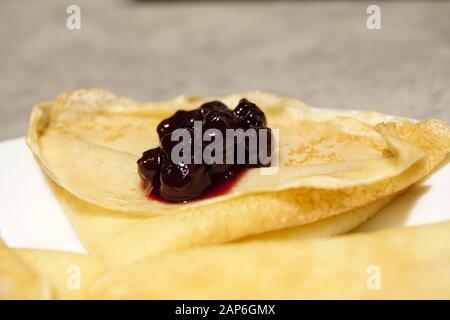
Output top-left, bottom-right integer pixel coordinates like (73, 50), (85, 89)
(89, 220), (450, 300)
(26, 89), (450, 268)
(0, 88), (443, 299)
(0, 239), (51, 300)
(4, 219), (450, 299)
(14, 248), (104, 300)
(0, 238), (104, 300)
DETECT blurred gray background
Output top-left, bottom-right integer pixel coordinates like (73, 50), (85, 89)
(0, 0), (449, 141)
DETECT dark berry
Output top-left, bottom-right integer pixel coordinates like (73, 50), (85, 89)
(140, 98), (272, 202)
(179, 109), (204, 129)
(159, 162), (212, 201)
(203, 111), (241, 168)
(233, 98), (266, 128)
(221, 166), (240, 181)
(137, 147), (164, 186)
(209, 163), (233, 176)
(210, 166), (241, 184)
(161, 128), (196, 158)
(157, 110), (190, 140)
(204, 110), (241, 134)
(199, 101), (230, 116)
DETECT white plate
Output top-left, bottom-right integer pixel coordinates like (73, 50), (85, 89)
(0, 136), (449, 254)
(0, 138), (86, 254)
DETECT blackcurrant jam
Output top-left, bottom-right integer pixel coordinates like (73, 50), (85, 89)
(138, 98), (272, 202)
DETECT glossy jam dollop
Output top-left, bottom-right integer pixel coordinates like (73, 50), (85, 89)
(138, 99), (272, 202)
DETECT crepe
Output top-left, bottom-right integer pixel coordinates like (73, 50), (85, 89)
(28, 89), (426, 214)
(0, 240), (51, 300)
(49, 181), (396, 267)
(89, 220), (450, 299)
(241, 194), (397, 241)
(0, 88), (443, 299)
(26, 89), (450, 267)
(14, 249), (104, 300)
(0, 237), (104, 300)
(0, 194), (394, 300)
